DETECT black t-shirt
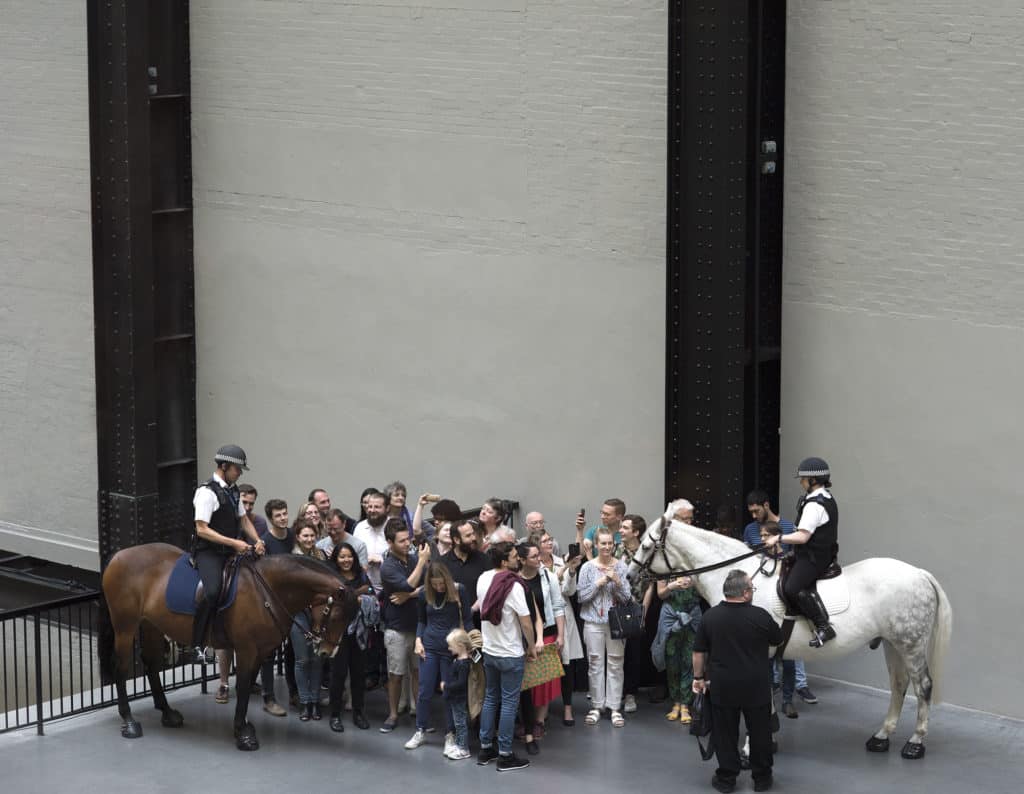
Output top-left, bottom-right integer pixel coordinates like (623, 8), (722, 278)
(438, 549), (489, 598)
(260, 529), (295, 556)
(693, 600), (784, 707)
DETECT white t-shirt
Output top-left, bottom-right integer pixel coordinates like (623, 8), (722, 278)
(476, 569), (530, 658)
(193, 473), (246, 523)
(353, 519), (388, 588)
(796, 487), (833, 535)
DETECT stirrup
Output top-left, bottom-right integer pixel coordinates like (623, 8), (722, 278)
(809, 625), (836, 648)
(193, 645), (215, 664)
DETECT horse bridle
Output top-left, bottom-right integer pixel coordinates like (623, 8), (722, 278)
(242, 554), (349, 651)
(634, 517), (769, 581)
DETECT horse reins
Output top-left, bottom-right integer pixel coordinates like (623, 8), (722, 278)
(241, 552), (346, 647)
(634, 520), (769, 581)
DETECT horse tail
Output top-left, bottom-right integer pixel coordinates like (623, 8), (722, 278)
(96, 594), (118, 685)
(922, 568), (952, 704)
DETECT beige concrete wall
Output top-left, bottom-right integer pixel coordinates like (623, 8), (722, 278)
(189, 1), (666, 542)
(782, 1), (1023, 717)
(0, 2), (98, 569)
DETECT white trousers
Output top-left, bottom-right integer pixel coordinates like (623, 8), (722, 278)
(584, 621), (625, 711)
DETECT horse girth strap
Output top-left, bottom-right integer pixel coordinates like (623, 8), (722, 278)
(773, 617), (796, 662)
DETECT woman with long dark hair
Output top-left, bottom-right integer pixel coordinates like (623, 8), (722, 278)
(327, 542), (373, 731)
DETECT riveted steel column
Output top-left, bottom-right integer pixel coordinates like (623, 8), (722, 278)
(88, 1), (197, 566)
(88, 0), (158, 567)
(666, 1), (783, 526)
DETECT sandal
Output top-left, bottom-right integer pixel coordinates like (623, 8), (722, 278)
(215, 685), (230, 704)
(678, 705), (692, 725)
(610, 711), (625, 728)
(666, 704), (680, 721)
(584, 709), (601, 726)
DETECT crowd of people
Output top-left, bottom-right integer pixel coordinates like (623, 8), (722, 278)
(192, 446), (832, 788)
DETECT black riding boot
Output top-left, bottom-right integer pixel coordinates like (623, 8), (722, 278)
(797, 590), (836, 648)
(191, 600), (215, 663)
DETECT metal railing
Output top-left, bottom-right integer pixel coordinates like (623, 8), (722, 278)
(1, 591), (219, 735)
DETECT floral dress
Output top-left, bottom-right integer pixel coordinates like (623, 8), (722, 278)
(664, 586), (700, 705)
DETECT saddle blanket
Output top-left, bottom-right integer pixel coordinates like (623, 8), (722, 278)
(166, 553), (240, 616)
(762, 575), (851, 621)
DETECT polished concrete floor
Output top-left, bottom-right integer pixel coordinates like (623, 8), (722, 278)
(0, 677), (1020, 793)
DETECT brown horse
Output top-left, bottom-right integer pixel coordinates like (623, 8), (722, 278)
(99, 543), (358, 750)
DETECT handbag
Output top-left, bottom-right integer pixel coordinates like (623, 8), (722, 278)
(521, 642), (564, 690)
(689, 691), (716, 761)
(608, 598), (644, 640)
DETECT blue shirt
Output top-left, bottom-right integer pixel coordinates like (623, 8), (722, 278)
(380, 550), (421, 632)
(743, 518), (795, 552)
(416, 583), (474, 653)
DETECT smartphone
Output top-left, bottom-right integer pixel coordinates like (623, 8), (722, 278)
(579, 507), (586, 518)
(568, 543), (581, 559)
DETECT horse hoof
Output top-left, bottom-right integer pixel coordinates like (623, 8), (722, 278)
(161, 709), (184, 728)
(235, 723), (260, 751)
(901, 741), (926, 760)
(121, 720), (143, 739)
(865, 736), (890, 753)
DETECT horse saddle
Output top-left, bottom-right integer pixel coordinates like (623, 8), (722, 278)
(165, 553), (241, 616)
(767, 556), (850, 621)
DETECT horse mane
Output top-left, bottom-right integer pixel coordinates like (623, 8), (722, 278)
(256, 553), (343, 585)
(673, 521), (753, 557)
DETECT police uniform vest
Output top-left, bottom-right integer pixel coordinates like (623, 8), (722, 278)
(194, 478), (241, 554)
(794, 492), (838, 567)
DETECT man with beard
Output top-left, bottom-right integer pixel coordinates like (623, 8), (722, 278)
(440, 519), (491, 625)
(354, 491), (390, 589)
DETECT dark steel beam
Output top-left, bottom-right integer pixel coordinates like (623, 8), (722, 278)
(665, 0), (785, 526)
(88, 1), (196, 566)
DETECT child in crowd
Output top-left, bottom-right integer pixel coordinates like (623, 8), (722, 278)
(442, 629), (473, 760)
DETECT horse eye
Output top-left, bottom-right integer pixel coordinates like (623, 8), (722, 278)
(327, 596), (333, 606)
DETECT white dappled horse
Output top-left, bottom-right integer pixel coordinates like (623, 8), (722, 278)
(627, 501), (952, 759)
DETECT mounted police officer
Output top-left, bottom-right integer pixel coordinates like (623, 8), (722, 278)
(190, 444), (266, 663)
(764, 457), (838, 647)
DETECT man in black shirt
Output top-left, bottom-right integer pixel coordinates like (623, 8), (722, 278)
(693, 570), (783, 793)
(256, 498), (295, 716)
(439, 520), (490, 626)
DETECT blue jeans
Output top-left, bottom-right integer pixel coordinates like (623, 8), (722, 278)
(291, 624), (322, 705)
(771, 659), (805, 703)
(449, 698), (469, 750)
(479, 653), (525, 756)
(417, 651), (454, 732)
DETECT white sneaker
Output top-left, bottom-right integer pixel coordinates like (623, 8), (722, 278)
(443, 731), (456, 755)
(445, 746), (470, 760)
(623, 695), (637, 713)
(404, 730), (426, 750)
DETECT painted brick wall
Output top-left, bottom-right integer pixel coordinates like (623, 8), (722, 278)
(189, 1), (666, 537)
(0, 2), (98, 568)
(782, 1), (1024, 717)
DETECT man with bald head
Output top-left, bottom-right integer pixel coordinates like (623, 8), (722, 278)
(520, 511), (562, 556)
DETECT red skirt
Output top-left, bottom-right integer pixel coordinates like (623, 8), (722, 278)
(531, 635), (561, 707)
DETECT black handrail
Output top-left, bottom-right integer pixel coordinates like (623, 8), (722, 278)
(1, 589), (219, 735)
(1, 590), (102, 621)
